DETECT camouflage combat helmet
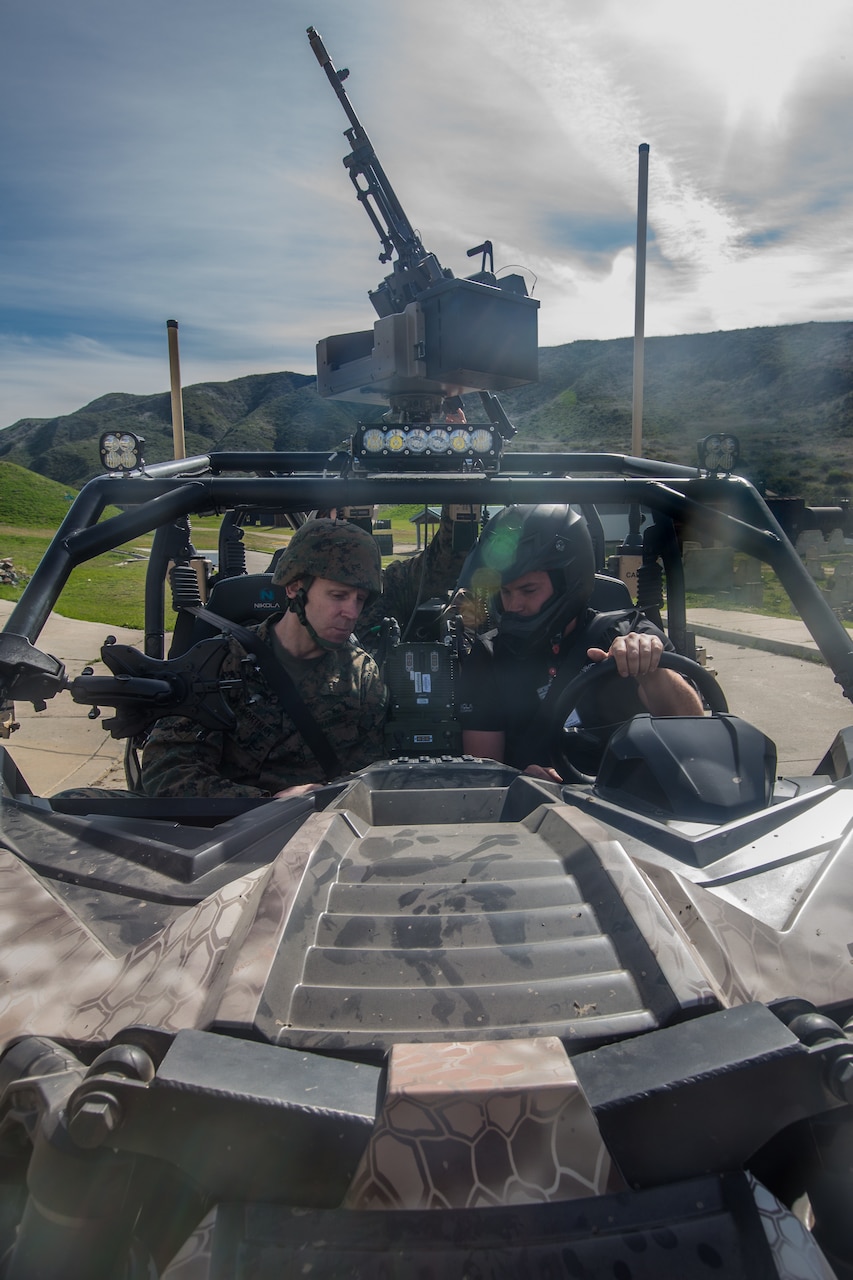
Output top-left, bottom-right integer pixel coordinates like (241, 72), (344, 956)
(457, 504), (595, 652)
(272, 518), (382, 604)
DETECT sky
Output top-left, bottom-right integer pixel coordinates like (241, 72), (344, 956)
(1, 0), (852, 429)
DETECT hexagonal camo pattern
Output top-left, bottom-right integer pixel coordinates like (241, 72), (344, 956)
(345, 1037), (625, 1210)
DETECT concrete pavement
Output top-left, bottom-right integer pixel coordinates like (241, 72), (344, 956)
(686, 607), (826, 663)
(684, 610), (853, 775)
(2, 598), (852, 795)
(0, 600), (144, 796)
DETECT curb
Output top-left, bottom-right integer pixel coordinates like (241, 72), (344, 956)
(690, 623), (825, 666)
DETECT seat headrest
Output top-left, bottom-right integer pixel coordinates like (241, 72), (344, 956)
(205, 574), (281, 624)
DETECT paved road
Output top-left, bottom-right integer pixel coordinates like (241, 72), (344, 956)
(0, 600), (144, 796)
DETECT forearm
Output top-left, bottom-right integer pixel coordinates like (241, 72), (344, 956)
(141, 721), (269, 798)
(636, 669), (704, 716)
(593, 630), (706, 718)
(420, 506), (460, 598)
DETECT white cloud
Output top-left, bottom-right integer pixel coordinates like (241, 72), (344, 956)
(0, 334), (314, 428)
(1, 0), (852, 428)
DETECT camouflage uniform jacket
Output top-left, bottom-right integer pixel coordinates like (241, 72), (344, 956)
(356, 506), (467, 649)
(141, 618), (388, 798)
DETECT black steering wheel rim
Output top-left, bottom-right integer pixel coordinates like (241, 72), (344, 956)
(549, 651), (728, 783)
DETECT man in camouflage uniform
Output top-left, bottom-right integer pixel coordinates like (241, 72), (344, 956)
(355, 503), (476, 650)
(141, 519), (388, 800)
(348, 404), (480, 650)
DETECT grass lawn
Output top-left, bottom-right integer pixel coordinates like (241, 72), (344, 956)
(6, 507), (842, 633)
(0, 506), (428, 629)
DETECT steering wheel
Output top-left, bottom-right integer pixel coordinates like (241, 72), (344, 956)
(549, 652), (729, 784)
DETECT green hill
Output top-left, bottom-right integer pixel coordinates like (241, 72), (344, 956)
(0, 461), (80, 528)
(497, 323), (853, 501)
(1, 322), (851, 502)
(0, 371), (360, 491)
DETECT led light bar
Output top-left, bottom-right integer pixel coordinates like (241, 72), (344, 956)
(353, 424), (501, 470)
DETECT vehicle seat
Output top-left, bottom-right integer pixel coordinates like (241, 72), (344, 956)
(169, 573), (282, 658)
(589, 573), (633, 611)
(206, 573), (281, 628)
(129, 573), (283, 794)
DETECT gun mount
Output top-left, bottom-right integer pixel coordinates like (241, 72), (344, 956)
(307, 27), (539, 436)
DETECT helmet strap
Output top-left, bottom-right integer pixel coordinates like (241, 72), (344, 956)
(289, 583), (349, 652)
(497, 587), (581, 656)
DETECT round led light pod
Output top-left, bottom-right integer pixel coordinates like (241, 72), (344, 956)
(449, 428), (472, 453)
(99, 431), (142, 470)
(427, 429), (450, 453)
(405, 428), (429, 454)
(362, 428), (385, 453)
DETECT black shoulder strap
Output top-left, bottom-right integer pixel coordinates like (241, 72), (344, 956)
(189, 606), (343, 781)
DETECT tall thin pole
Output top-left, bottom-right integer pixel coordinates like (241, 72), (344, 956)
(632, 143), (650, 458)
(166, 319), (186, 460)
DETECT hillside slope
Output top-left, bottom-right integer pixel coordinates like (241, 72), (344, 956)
(498, 323), (853, 499)
(0, 372), (360, 490)
(0, 461), (81, 528)
(1, 322), (851, 501)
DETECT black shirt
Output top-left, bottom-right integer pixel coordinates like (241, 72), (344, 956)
(457, 608), (673, 772)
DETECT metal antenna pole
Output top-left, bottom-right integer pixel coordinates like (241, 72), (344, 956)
(166, 320), (186, 461)
(632, 143), (650, 458)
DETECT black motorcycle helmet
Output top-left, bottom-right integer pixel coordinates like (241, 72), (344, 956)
(458, 504), (595, 651)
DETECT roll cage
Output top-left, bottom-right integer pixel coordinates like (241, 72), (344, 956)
(3, 447), (853, 711)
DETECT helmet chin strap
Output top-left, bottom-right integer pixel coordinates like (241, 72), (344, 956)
(289, 586), (348, 651)
(497, 589), (578, 653)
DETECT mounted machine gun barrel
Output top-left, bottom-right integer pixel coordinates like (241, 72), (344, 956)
(307, 26), (447, 319)
(306, 27), (539, 423)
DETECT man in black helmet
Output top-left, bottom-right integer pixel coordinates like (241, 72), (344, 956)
(141, 519), (388, 799)
(456, 504), (703, 781)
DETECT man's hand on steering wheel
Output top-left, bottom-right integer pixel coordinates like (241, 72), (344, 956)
(588, 634), (705, 718)
(587, 631), (665, 679)
(546, 650), (726, 784)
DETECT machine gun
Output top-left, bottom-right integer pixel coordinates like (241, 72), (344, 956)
(307, 28), (539, 463)
(307, 25), (449, 321)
